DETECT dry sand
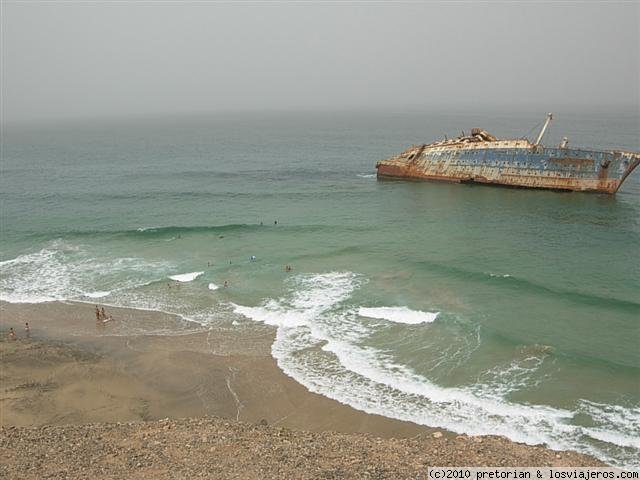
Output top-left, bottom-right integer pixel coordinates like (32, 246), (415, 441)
(0, 301), (602, 478)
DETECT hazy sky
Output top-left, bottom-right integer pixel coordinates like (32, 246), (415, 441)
(2, 1), (638, 122)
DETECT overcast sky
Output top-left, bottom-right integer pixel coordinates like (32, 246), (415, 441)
(1, 1), (638, 123)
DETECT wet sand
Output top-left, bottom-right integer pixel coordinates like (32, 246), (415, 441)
(0, 301), (436, 436)
(0, 301), (602, 478)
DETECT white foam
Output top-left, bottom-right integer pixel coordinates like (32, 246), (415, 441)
(136, 226), (161, 232)
(208, 283), (219, 291)
(577, 400), (640, 451)
(0, 246), (76, 303)
(583, 428), (640, 450)
(84, 291), (112, 298)
(232, 271), (639, 470)
(358, 306), (439, 324)
(0, 241), (172, 304)
(0, 292), (59, 303)
(232, 271), (359, 331)
(357, 173), (376, 179)
(169, 271), (203, 282)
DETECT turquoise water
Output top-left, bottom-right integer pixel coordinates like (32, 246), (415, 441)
(1, 110), (639, 467)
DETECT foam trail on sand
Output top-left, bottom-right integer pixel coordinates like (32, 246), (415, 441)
(358, 306), (439, 324)
(169, 271), (204, 282)
(84, 291), (112, 299)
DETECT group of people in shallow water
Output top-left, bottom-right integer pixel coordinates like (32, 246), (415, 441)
(7, 323), (30, 341)
(95, 305), (113, 324)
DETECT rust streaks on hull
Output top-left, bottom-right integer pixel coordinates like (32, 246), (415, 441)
(549, 157), (595, 167)
(376, 145), (640, 194)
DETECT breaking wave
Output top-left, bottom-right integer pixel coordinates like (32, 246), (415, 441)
(232, 272), (640, 470)
(0, 241), (171, 304)
(169, 271), (204, 282)
(358, 306), (439, 324)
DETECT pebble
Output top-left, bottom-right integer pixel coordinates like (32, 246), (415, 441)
(0, 416), (603, 479)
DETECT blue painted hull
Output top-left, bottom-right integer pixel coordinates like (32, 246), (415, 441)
(377, 144), (640, 193)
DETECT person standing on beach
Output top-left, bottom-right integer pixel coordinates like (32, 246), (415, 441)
(9, 328), (17, 341)
(101, 307), (107, 320)
(24, 322), (30, 338)
(95, 306), (101, 321)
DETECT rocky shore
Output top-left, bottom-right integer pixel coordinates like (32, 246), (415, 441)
(1, 417), (602, 480)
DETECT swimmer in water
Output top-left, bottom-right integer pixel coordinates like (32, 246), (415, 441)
(224, 280), (229, 288)
(24, 322), (30, 338)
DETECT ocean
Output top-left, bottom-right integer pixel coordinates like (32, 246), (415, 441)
(1, 109), (639, 468)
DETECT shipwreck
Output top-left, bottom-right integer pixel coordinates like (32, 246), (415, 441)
(375, 114), (640, 193)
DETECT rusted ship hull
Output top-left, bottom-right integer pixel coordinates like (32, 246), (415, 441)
(376, 145), (640, 194)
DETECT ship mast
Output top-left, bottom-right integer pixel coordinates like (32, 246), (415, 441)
(534, 113), (553, 145)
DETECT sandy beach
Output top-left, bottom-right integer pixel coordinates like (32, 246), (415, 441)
(0, 301), (430, 435)
(0, 301), (603, 478)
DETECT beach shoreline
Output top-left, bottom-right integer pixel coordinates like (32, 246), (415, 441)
(0, 300), (443, 436)
(0, 300), (605, 477)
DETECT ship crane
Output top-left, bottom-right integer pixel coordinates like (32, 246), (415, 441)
(535, 113), (553, 145)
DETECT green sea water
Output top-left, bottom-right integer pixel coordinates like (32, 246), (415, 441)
(1, 109), (639, 467)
